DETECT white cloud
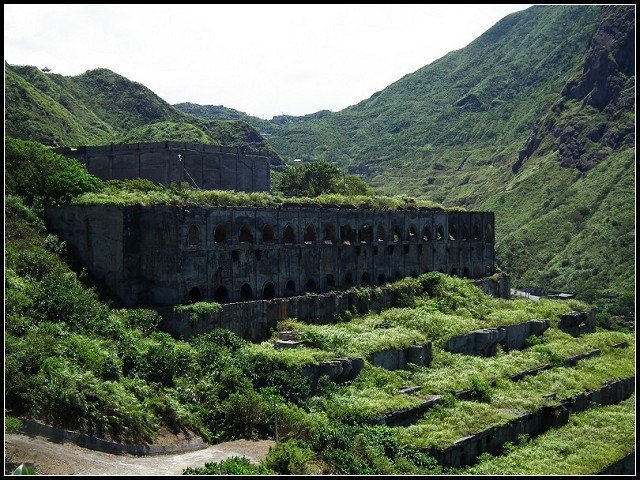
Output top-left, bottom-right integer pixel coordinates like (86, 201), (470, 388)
(4, 4), (531, 119)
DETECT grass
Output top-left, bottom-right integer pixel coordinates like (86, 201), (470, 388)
(461, 395), (636, 475)
(302, 328), (633, 422)
(397, 347), (634, 449)
(70, 180), (453, 211)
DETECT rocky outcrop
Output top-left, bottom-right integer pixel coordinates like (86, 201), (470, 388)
(558, 309), (596, 337)
(473, 273), (511, 299)
(515, 6), (635, 173)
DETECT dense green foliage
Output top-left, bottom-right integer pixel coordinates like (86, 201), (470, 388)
(4, 63), (278, 158)
(276, 160), (372, 197)
(72, 177), (451, 211)
(178, 6), (635, 315)
(5, 136), (100, 207)
(183, 457), (271, 475)
(462, 396), (636, 475)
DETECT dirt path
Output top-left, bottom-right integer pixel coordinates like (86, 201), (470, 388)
(5, 434), (275, 475)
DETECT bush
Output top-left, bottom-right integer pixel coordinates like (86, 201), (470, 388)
(5, 136), (100, 206)
(264, 439), (315, 474)
(183, 457), (271, 475)
(120, 309), (161, 336)
(468, 375), (492, 403)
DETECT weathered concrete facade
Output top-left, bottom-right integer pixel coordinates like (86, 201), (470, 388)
(54, 141), (271, 192)
(45, 204), (495, 308)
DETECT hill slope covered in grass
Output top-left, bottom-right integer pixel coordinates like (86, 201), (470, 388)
(4, 64), (279, 158)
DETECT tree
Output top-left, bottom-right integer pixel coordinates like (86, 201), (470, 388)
(277, 160), (372, 197)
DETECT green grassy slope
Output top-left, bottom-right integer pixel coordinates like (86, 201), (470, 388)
(4, 64), (278, 157)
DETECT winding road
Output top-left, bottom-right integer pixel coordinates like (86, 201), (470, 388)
(5, 434), (274, 475)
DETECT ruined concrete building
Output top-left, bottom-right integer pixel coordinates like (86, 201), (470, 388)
(47, 143), (496, 308)
(54, 141), (272, 191)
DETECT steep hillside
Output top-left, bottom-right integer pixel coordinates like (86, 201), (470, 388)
(179, 5), (634, 309)
(4, 64), (278, 157)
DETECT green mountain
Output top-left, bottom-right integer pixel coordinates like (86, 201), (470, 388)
(4, 64), (279, 158)
(177, 5), (635, 311)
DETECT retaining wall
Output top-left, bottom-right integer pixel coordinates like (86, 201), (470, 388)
(425, 377), (635, 468)
(19, 419), (206, 456)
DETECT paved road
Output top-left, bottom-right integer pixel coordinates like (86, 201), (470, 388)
(5, 434), (275, 475)
(511, 289), (541, 301)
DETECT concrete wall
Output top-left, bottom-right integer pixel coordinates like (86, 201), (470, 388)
(20, 419), (206, 456)
(56, 142), (271, 192)
(46, 204), (496, 309)
(426, 376), (635, 468)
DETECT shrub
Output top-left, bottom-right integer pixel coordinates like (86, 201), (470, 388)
(468, 375), (492, 403)
(5, 136), (100, 206)
(183, 457), (271, 475)
(120, 309), (161, 335)
(264, 439), (315, 475)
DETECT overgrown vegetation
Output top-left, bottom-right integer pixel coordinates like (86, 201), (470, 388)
(462, 396), (636, 475)
(72, 177), (452, 211)
(276, 160), (372, 197)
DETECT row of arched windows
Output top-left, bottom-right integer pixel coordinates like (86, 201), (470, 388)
(186, 262), (493, 304)
(187, 223), (493, 247)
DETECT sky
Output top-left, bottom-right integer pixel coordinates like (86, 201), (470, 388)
(5, 4), (531, 119)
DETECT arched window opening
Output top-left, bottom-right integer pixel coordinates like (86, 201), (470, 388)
(262, 225), (275, 243)
(214, 285), (228, 303)
(345, 272), (354, 286)
(485, 224), (493, 243)
(214, 225), (227, 244)
(187, 225), (201, 246)
(325, 274), (335, 289)
(188, 287), (202, 303)
(387, 245), (395, 255)
(393, 226), (402, 242)
(473, 224), (481, 240)
(304, 224), (316, 244)
(408, 225), (417, 241)
(377, 274), (387, 285)
(239, 224), (253, 243)
(463, 266), (470, 277)
(361, 272), (370, 285)
(461, 225), (470, 242)
(450, 267), (458, 276)
(359, 224), (372, 243)
(423, 226), (431, 241)
(403, 245), (410, 254)
(377, 225), (386, 242)
(439, 269), (445, 273)
(394, 271), (402, 280)
(263, 282), (276, 299)
(436, 225), (444, 241)
(306, 278), (317, 292)
(373, 246), (379, 255)
(255, 249), (263, 261)
(473, 266), (481, 278)
(418, 244), (423, 254)
(355, 246), (362, 256)
(285, 280), (296, 296)
(324, 225), (336, 244)
(449, 224), (457, 241)
(410, 271), (418, 278)
(340, 225), (355, 245)
(240, 283), (253, 301)
(231, 250), (239, 262)
(283, 225), (296, 245)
